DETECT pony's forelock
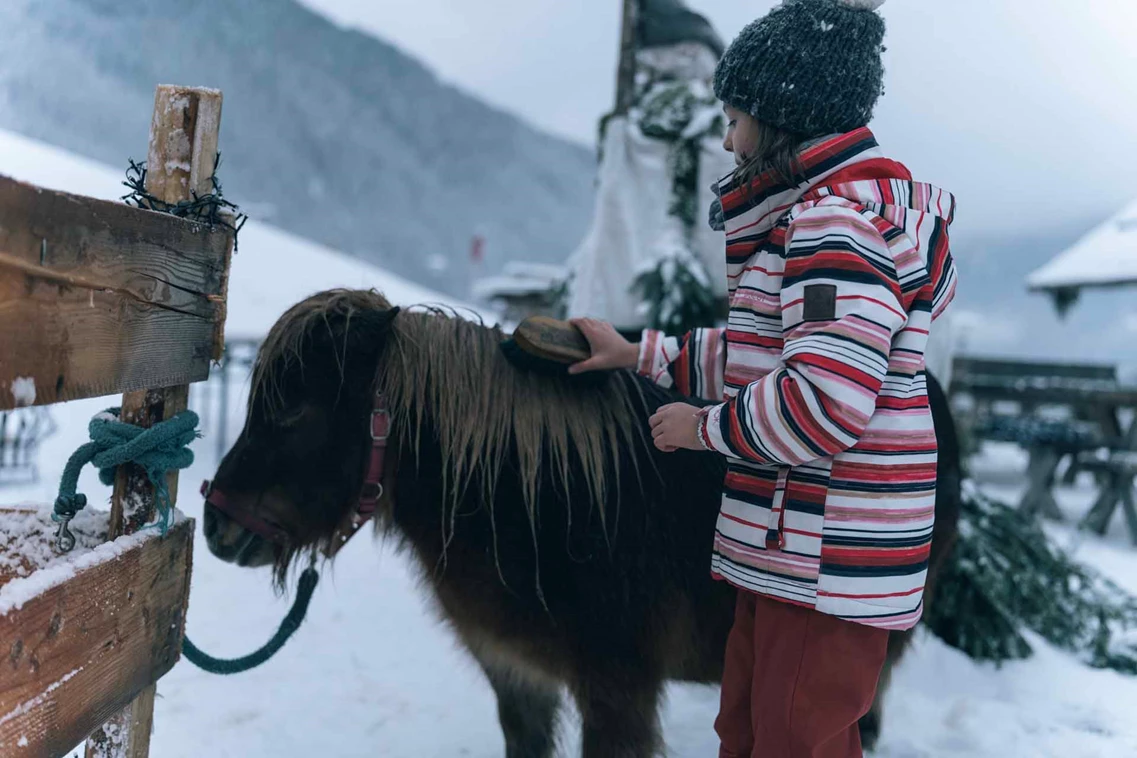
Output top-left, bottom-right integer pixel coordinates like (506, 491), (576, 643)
(249, 289), (393, 422)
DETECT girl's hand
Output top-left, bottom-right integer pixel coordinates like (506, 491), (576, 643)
(568, 318), (639, 374)
(649, 403), (705, 453)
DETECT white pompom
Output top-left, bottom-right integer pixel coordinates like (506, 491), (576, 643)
(836, 0), (886, 10)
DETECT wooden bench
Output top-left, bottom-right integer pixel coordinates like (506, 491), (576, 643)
(1077, 452), (1137, 542)
(950, 356), (1137, 542)
(951, 356), (1121, 406)
(0, 84), (233, 757)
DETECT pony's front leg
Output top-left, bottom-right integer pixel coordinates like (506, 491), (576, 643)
(574, 675), (664, 758)
(478, 659), (562, 758)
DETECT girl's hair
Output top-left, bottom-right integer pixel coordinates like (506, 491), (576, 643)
(733, 119), (807, 194)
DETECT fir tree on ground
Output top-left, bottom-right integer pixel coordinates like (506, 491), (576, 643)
(927, 482), (1137, 675)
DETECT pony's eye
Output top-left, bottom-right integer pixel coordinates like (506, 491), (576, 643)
(278, 412), (305, 428)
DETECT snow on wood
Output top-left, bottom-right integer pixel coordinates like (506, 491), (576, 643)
(9, 378), (35, 407)
(0, 506), (111, 590)
(0, 517), (192, 756)
(1027, 196), (1137, 292)
(146, 86), (222, 204)
(0, 508), (188, 615)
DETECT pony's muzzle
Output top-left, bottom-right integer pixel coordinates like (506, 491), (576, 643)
(203, 503), (276, 567)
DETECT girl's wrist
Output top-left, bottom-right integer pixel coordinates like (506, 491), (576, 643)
(694, 406), (713, 452)
(623, 342), (640, 370)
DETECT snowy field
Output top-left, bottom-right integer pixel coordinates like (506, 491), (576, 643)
(3, 131), (1137, 756)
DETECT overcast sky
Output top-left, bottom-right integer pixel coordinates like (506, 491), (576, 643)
(298, 0), (1137, 237)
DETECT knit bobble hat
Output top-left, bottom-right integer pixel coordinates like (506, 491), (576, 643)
(713, 0), (887, 138)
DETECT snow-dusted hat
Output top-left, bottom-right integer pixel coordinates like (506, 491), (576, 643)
(713, 0), (887, 138)
(637, 0), (725, 58)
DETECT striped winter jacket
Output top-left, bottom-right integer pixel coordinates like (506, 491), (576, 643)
(638, 128), (957, 630)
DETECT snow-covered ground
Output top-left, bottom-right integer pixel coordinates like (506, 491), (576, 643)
(3, 131), (1137, 756)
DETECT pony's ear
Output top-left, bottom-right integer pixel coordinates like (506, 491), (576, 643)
(352, 306), (401, 344)
(378, 306), (401, 329)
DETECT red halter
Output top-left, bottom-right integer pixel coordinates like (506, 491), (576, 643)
(330, 395), (390, 554)
(202, 393), (391, 556)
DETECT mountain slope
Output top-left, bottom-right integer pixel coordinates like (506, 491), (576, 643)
(0, 0), (595, 299)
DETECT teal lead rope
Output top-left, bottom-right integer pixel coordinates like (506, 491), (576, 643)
(53, 409), (318, 674)
(181, 566), (320, 675)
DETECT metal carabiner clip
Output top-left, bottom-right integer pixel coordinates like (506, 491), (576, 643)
(55, 515), (76, 553)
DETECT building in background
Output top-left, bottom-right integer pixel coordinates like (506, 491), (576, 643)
(1027, 196), (1137, 316)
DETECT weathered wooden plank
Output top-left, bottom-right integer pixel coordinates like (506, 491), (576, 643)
(951, 356), (1118, 383)
(0, 519), (193, 758)
(957, 384), (1137, 408)
(0, 168), (233, 410)
(0, 174), (230, 318)
(0, 273), (219, 410)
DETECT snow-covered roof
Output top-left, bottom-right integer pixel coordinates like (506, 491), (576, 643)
(1027, 197), (1137, 293)
(472, 277), (559, 301)
(472, 261), (566, 301)
(500, 261), (567, 281)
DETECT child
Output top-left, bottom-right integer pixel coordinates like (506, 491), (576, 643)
(570, 1), (957, 755)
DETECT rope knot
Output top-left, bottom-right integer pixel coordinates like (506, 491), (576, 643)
(53, 407), (200, 552)
(52, 493), (88, 518)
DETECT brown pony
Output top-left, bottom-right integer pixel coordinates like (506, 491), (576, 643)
(203, 289), (960, 757)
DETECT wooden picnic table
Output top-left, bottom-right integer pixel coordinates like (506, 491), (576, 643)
(950, 357), (1137, 544)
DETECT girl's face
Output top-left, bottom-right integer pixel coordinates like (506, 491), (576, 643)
(723, 105), (761, 167)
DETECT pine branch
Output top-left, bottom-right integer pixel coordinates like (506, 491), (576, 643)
(926, 484), (1137, 674)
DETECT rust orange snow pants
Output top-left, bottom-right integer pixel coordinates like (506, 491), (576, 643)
(715, 591), (890, 758)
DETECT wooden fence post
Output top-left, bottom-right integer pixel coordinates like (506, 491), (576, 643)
(84, 84), (224, 758)
(614, 0), (639, 116)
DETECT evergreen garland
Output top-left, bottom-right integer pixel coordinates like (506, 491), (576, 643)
(635, 78), (722, 232)
(927, 483), (1137, 674)
(631, 229), (718, 334)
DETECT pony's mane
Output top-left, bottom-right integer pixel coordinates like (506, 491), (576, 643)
(380, 309), (651, 543)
